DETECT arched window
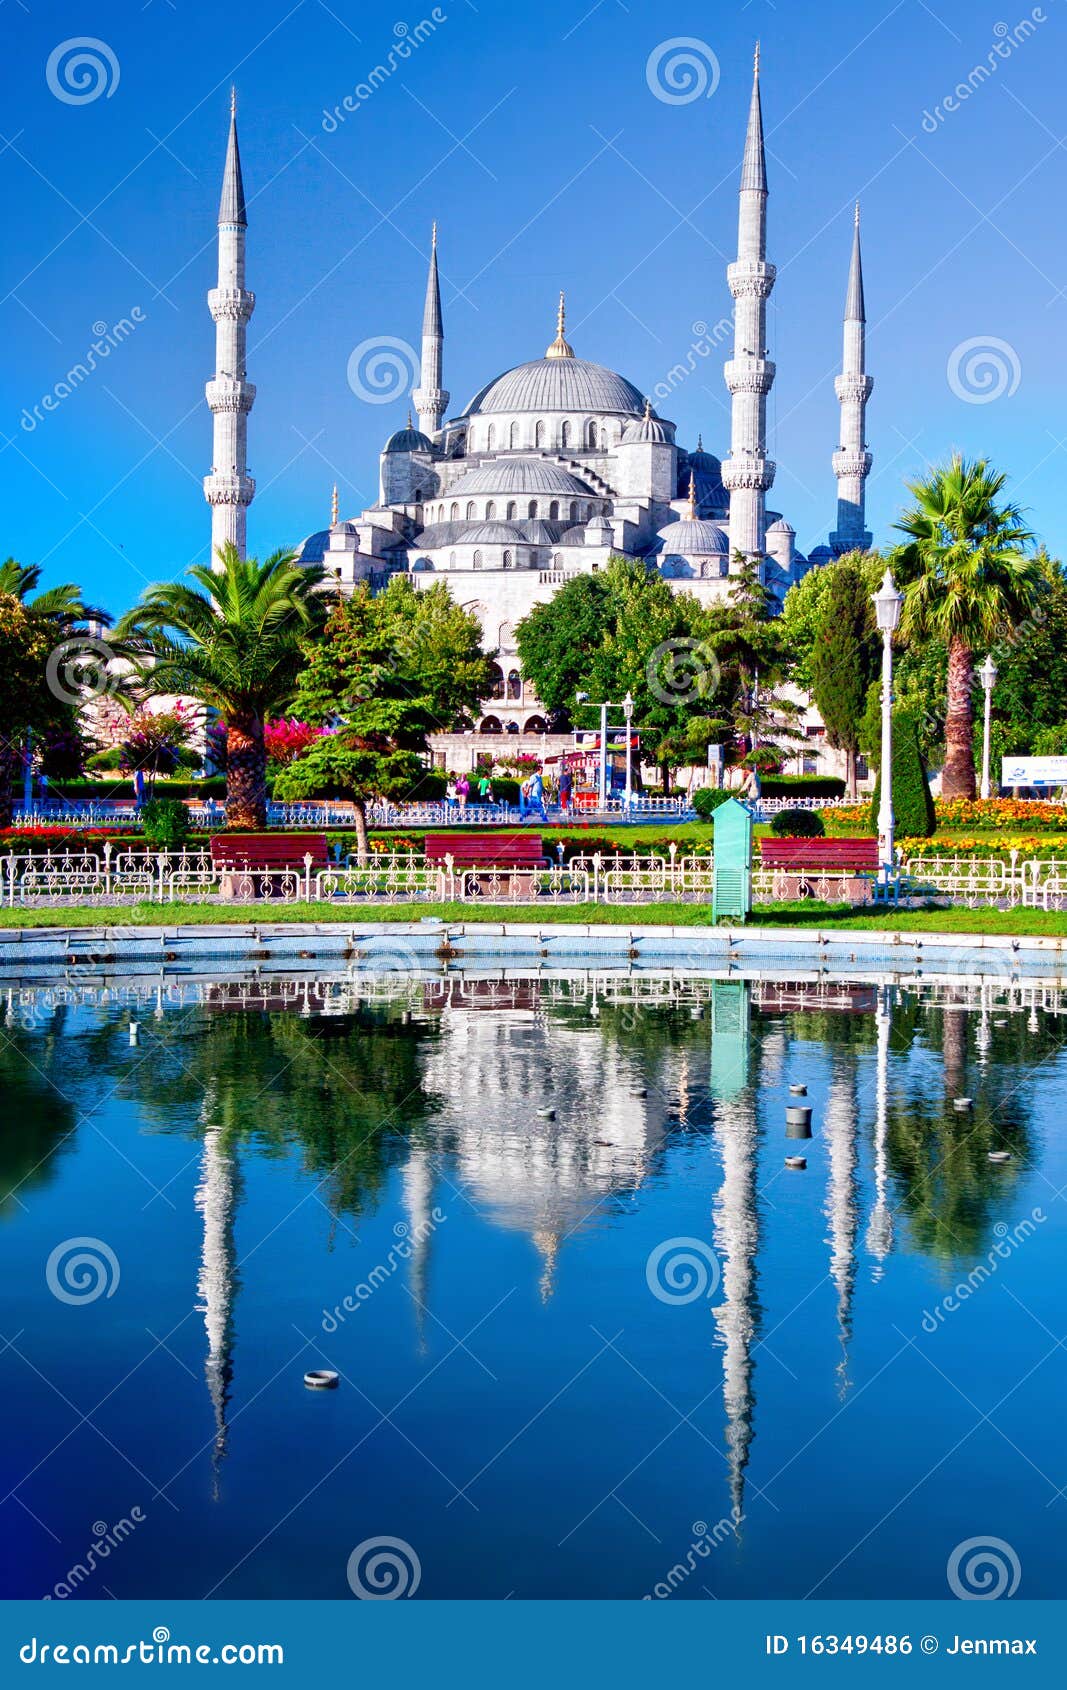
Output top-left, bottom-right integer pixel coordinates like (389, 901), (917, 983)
(502, 549), (512, 567)
(549, 500), (559, 521)
(509, 421), (519, 448)
(587, 420), (598, 448)
(449, 551), (457, 569)
(486, 663), (505, 700)
(535, 420), (545, 448)
(569, 501), (579, 523)
(561, 421), (571, 448)
(487, 424), (495, 450)
(507, 669), (522, 700)
(506, 501), (517, 520)
(466, 501), (476, 520)
(486, 500), (496, 519)
(473, 550), (483, 568)
(583, 503), (592, 521)
(553, 552), (563, 567)
(528, 500), (538, 519)
(450, 502), (458, 521)
(480, 715), (502, 734)
(413, 488), (423, 503)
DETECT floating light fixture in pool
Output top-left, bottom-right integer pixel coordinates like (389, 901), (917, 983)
(304, 1370), (340, 1390)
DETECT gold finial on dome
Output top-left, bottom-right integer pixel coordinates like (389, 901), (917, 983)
(643, 396), (653, 420)
(330, 484), (339, 526)
(545, 290), (575, 359)
(687, 472), (697, 520)
(406, 408), (413, 428)
(230, 85), (237, 119)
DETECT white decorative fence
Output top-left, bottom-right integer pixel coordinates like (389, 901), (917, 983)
(5, 844), (1067, 910)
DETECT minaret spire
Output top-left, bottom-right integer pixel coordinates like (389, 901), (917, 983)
(412, 223), (449, 438)
(829, 202), (873, 555)
(722, 46), (776, 567)
(204, 93), (255, 563)
(545, 290), (574, 359)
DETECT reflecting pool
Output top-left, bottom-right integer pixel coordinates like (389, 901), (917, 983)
(1, 969), (1065, 1600)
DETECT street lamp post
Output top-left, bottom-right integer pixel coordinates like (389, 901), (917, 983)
(979, 654), (998, 800)
(623, 692), (634, 810)
(598, 700), (608, 810)
(873, 568), (904, 880)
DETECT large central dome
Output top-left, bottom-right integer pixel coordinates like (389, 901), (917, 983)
(463, 357), (646, 418)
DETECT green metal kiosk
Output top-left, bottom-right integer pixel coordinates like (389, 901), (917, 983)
(712, 797), (753, 923)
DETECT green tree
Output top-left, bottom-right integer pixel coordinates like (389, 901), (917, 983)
(810, 557), (880, 798)
(862, 693), (936, 839)
(779, 549), (882, 690)
(372, 575), (492, 730)
(703, 555), (801, 768)
(115, 544), (327, 828)
(893, 456), (1042, 798)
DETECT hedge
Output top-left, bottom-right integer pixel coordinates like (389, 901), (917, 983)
(769, 809), (825, 837)
(49, 777), (227, 800)
(761, 775), (846, 799)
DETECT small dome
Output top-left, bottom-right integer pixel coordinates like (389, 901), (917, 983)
(385, 423), (433, 455)
(293, 529), (330, 564)
(519, 519), (562, 544)
(558, 526), (586, 547)
(655, 518), (729, 556)
(767, 517), (795, 535)
(807, 544), (834, 565)
(446, 457), (594, 497)
(454, 520), (525, 545)
(621, 400), (673, 445)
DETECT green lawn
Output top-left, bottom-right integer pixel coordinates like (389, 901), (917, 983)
(3, 899), (1067, 937)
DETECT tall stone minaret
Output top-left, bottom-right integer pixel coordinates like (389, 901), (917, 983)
(722, 45), (776, 565)
(204, 90), (256, 564)
(829, 204), (873, 554)
(411, 223), (448, 439)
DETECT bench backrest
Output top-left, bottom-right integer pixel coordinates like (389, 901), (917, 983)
(210, 832), (330, 868)
(424, 832), (545, 867)
(760, 837), (879, 869)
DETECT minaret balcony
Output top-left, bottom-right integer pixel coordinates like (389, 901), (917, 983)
(206, 379), (256, 413)
(834, 374), (874, 403)
(724, 358), (775, 395)
(721, 454), (776, 492)
(726, 260), (776, 299)
(208, 287), (256, 322)
(203, 473), (256, 505)
(832, 449), (873, 478)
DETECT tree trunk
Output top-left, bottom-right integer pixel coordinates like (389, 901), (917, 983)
(225, 712), (267, 829)
(941, 637), (977, 800)
(353, 798), (369, 867)
(845, 744), (857, 803)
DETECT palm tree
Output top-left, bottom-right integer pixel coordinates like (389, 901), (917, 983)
(115, 544), (326, 828)
(0, 559), (107, 826)
(893, 456), (1041, 799)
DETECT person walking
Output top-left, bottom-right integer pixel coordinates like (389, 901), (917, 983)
(456, 773), (470, 812)
(559, 765), (572, 814)
(527, 766), (547, 822)
(478, 772), (494, 805)
(445, 776), (458, 811)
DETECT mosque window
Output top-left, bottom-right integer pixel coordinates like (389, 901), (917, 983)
(486, 500), (496, 519)
(535, 420), (545, 447)
(569, 501), (579, 522)
(561, 422), (571, 448)
(473, 551), (483, 568)
(587, 420), (598, 448)
(553, 553), (562, 567)
(510, 421), (519, 449)
(466, 502), (476, 520)
(528, 500), (538, 519)
(502, 549), (512, 567)
(450, 502), (458, 521)
(506, 501), (517, 520)
(487, 663), (505, 700)
(507, 669), (522, 701)
(549, 501), (559, 520)
(487, 425), (495, 450)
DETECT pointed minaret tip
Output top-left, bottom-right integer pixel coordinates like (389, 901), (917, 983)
(230, 84), (237, 119)
(218, 89), (247, 226)
(854, 199), (861, 228)
(741, 44), (768, 194)
(545, 289), (574, 359)
(845, 204), (866, 322)
(330, 484), (339, 527)
(431, 219), (437, 249)
(687, 471), (697, 520)
(754, 40), (760, 75)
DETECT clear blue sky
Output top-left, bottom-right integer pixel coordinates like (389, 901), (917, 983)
(2, 0), (1065, 616)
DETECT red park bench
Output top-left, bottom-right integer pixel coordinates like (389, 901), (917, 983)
(424, 832), (546, 897)
(759, 837), (880, 903)
(210, 832), (330, 899)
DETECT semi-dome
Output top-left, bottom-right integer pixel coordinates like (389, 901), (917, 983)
(454, 520), (526, 545)
(654, 518), (730, 555)
(621, 400), (673, 444)
(446, 457), (594, 497)
(463, 358), (646, 418)
(384, 420), (432, 454)
(767, 515), (795, 535)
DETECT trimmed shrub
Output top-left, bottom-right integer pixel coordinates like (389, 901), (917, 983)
(51, 777), (226, 801)
(761, 775), (846, 799)
(869, 706), (936, 839)
(770, 808), (825, 838)
(140, 799), (191, 850)
(692, 787), (734, 819)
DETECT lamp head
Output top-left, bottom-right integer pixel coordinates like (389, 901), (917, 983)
(873, 568), (903, 633)
(575, 690), (590, 705)
(980, 654), (999, 689)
